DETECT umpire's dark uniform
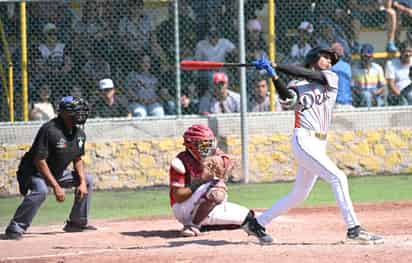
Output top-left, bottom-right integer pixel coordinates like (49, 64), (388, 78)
(5, 116), (93, 236)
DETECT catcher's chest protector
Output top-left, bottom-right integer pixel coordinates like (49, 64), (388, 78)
(177, 151), (203, 188)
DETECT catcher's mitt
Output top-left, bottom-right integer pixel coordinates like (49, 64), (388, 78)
(200, 155), (233, 181)
(205, 179), (227, 203)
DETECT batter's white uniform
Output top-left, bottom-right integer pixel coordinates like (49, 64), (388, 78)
(257, 70), (360, 229)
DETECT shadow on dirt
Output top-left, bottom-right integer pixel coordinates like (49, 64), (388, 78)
(121, 230), (181, 239)
(119, 239), (249, 250)
(168, 239), (248, 247)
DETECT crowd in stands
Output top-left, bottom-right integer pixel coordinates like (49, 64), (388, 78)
(1, 0), (412, 122)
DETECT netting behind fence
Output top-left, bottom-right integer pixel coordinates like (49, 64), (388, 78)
(1, 0), (412, 123)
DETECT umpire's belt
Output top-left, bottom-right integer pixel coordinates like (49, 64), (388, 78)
(300, 128), (327, 140)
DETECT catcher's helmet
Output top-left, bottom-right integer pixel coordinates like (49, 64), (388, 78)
(58, 96), (89, 125)
(304, 46), (338, 67)
(183, 124), (217, 160)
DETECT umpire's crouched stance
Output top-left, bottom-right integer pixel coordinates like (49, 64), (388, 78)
(5, 96), (96, 240)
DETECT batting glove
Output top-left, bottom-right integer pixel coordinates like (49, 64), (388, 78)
(251, 58), (277, 78)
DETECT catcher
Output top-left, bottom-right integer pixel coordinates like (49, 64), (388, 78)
(169, 124), (268, 240)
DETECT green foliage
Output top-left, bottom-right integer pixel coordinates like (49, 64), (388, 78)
(0, 175), (410, 227)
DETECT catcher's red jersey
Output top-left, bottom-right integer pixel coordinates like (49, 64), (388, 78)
(169, 149), (226, 206)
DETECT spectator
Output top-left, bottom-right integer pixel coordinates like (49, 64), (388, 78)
(158, 87), (176, 116)
(180, 83), (200, 115)
(402, 67), (412, 104)
(180, 95), (199, 115)
(189, 0), (224, 40)
(32, 23), (73, 97)
(351, 44), (386, 107)
(73, 0), (113, 46)
(69, 86), (84, 99)
(348, 1), (384, 53)
(125, 54), (165, 118)
(246, 19), (268, 88)
(90, 78), (131, 118)
(384, 0), (412, 52)
(249, 77), (272, 112)
(331, 42), (354, 109)
(195, 26), (236, 92)
(155, 0), (196, 62)
(316, 22), (351, 59)
(385, 43), (412, 105)
(289, 21), (314, 65)
(29, 83), (56, 121)
(28, 1), (73, 44)
(198, 72), (240, 114)
(246, 19), (268, 61)
(195, 26), (236, 62)
(117, 0), (151, 55)
(80, 41), (111, 96)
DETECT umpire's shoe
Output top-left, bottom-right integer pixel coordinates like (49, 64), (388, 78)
(241, 211), (273, 244)
(63, 220), (97, 233)
(4, 230), (22, 240)
(346, 226), (384, 244)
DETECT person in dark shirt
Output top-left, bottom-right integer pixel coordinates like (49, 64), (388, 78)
(90, 78), (131, 118)
(4, 96), (96, 240)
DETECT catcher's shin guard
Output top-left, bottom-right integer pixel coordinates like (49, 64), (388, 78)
(192, 197), (219, 225)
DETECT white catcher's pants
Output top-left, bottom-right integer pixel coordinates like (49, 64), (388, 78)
(172, 182), (249, 227)
(257, 128), (359, 229)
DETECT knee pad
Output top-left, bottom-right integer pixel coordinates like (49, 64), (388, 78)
(205, 181), (227, 204)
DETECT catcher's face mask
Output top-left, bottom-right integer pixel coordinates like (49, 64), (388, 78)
(59, 96), (89, 125)
(196, 139), (217, 159)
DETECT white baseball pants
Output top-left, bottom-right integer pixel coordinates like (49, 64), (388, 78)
(172, 182), (249, 227)
(257, 128), (359, 229)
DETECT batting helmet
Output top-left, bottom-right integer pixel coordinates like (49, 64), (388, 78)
(58, 96), (89, 125)
(304, 47), (338, 67)
(183, 124), (217, 160)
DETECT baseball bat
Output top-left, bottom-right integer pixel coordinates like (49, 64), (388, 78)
(181, 60), (253, 70)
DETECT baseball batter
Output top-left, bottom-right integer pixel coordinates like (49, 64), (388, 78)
(242, 47), (384, 244)
(169, 124), (264, 239)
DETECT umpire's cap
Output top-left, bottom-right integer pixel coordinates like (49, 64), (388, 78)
(304, 46), (339, 67)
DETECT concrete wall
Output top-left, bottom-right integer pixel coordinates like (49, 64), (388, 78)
(1, 107), (412, 196)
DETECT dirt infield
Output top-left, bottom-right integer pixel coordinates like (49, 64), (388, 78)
(1, 201), (412, 263)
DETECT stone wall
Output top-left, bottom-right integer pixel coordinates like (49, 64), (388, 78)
(1, 127), (411, 196)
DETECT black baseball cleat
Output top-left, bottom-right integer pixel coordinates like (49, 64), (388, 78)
(346, 226), (384, 244)
(63, 221), (97, 233)
(4, 230), (22, 240)
(242, 217), (274, 244)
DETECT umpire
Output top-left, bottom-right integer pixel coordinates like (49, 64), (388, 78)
(5, 96), (96, 240)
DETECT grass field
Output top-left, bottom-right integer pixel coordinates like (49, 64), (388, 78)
(0, 175), (410, 227)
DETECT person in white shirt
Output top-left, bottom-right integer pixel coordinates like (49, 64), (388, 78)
(198, 72), (240, 114)
(195, 26), (237, 93)
(195, 26), (236, 62)
(385, 43), (412, 105)
(290, 21), (313, 64)
(30, 83), (56, 121)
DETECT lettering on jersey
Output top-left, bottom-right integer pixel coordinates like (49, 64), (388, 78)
(56, 138), (67, 149)
(299, 86), (330, 111)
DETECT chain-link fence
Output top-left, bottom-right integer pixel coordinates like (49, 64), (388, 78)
(1, 0), (412, 123)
